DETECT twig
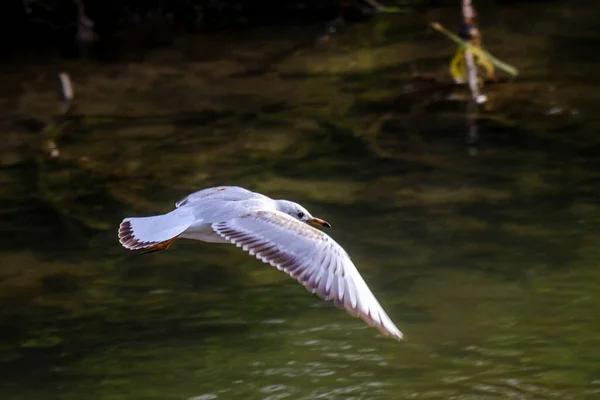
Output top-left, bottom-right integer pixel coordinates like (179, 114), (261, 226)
(57, 72), (74, 113)
(461, 0), (481, 102)
(430, 22), (518, 77)
(462, 0), (482, 156)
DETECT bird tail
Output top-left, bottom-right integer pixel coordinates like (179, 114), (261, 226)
(118, 208), (194, 253)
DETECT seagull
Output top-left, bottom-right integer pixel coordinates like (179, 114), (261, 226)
(118, 186), (403, 340)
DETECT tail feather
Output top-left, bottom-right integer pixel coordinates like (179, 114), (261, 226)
(118, 209), (193, 252)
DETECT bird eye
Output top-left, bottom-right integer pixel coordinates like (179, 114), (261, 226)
(297, 212), (304, 218)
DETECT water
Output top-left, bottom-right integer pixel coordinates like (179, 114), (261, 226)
(2, 1), (600, 399)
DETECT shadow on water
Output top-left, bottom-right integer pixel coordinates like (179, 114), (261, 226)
(3, 1), (600, 399)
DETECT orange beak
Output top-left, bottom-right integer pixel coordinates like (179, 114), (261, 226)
(307, 217), (331, 228)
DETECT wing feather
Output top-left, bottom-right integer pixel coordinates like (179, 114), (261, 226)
(176, 186), (268, 208)
(211, 210), (403, 340)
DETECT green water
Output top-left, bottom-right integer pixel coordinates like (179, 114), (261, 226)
(2, 1), (600, 399)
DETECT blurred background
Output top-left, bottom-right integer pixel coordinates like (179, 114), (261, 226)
(2, 0), (600, 399)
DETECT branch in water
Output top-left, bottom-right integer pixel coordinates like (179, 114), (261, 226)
(57, 72), (73, 113)
(430, 22), (518, 77)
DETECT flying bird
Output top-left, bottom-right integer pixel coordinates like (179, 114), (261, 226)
(118, 186), (403, 340)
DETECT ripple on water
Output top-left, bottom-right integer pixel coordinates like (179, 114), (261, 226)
(299, 382), (387, 400)
(261, 384), (295, 400)
(258, 362), (336, 379)
(188, 394), (218, 400)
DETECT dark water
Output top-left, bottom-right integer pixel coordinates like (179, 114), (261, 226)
(2, 1), (600, 399)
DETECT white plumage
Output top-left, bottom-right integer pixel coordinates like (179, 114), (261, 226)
(118, 185), (403, 340)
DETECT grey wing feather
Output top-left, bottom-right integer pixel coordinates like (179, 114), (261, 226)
(176, 186), (268, 208)
(211, 210), (403, 340)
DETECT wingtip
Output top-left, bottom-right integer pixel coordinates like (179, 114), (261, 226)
(374, 321), (404, 342)
(118, 220), (137, 249)
(118, 219), (177, 252)
(334, 300), (403, 341)
(381, 318), (404, 341)
(388, 329), (404, 342)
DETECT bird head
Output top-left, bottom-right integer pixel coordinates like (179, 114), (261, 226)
(274, 200), (331, 228)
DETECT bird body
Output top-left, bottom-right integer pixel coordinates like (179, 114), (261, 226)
(119, 185), (403, 340)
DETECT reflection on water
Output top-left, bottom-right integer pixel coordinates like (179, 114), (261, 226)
(2, 1), (600, 399)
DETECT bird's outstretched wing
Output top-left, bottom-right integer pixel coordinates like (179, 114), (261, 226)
(211, 210), (403, 340)
(176, 186), (266, 208)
